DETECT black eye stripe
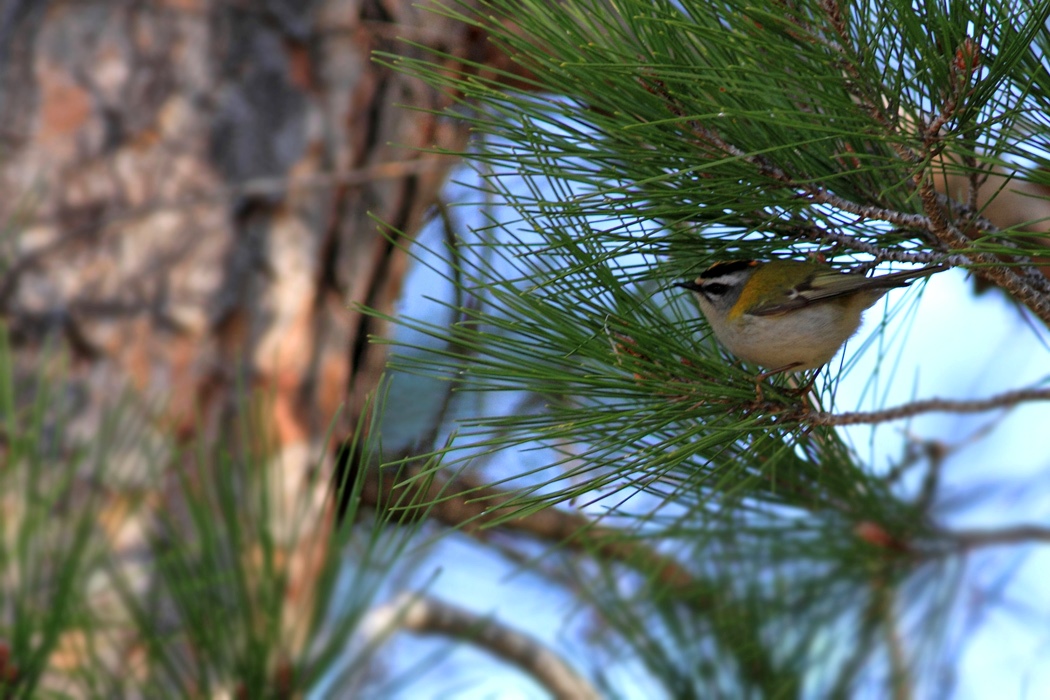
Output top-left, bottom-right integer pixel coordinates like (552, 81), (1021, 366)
(702, 282), (730, 296)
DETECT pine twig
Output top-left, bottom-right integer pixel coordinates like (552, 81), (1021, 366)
(798, 226), (972, 267)
(359, 464), (695, 589)
(947, 525), (1050, 551)
(804, 387), (1050, 426)
(365, 593), (601, 700)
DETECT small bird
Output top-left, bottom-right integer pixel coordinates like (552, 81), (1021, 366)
(676, 259), (947, 373)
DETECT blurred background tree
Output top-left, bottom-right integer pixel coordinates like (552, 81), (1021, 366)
(2, 0), (1050, 698)
(0, 0), (521, 696)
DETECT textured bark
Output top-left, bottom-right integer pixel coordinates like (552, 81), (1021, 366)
(0, 0), (477, 444)
(0, 0), (518, 692)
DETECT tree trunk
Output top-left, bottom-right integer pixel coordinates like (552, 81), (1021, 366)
(0, 0), (510, 691)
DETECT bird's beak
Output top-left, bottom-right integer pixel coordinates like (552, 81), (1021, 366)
(673, 280), (703, 292)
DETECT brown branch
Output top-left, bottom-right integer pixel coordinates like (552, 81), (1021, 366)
(359, 465), (695, 590)
(798, 226), (972, 266)
(676, 111), (935, 232)
(805, 387), (1050, 426)
(674, 94), (1045, 311)
(818, 0), (849, 46)
(921, 93), (959, 146)
(904, 54), (1050, 321)
(814, 0), (924, 167)
(915, 175), (1050, 324)
(947, 525), (1050, 551)
(657, 44), (1050, 331)
(734, 7), (1050, 326)
(640, 70), (929, 234)
(366, 593), (601, 700)
(879, 585), (913, 700)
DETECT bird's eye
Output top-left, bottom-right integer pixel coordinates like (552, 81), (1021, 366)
(702, 282), (729, 296)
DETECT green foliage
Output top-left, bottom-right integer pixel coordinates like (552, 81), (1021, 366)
(0, 329), (104, 698)
(390, 0), (1050, 265)
(0, 327), (430, 697)
(99, 385), (432, 698)
(373, 0), (1050, 695)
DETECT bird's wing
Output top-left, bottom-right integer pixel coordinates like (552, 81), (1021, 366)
(747, 266), (946, 317)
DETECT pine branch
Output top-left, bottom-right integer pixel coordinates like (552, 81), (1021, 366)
(804, 387), (1050, 426)
(379, 1), (1050, 695)
(358, 463), (694, 589)
(365, 593), (601, 700)
(946, 525), (1050, 551)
